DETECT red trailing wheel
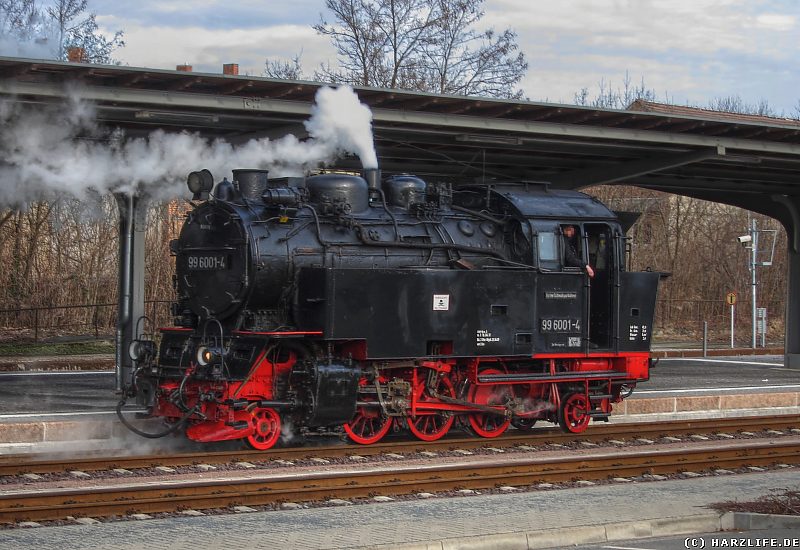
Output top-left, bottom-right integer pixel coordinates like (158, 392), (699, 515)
(558, 392), (591, 434)
(246, 407), (281, 450)
(467, 368), (511, 438)
(407, 373), (456, 442)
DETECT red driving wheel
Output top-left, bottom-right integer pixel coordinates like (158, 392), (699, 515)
(407, 373), (456, 442)
(467, 368), (511, 438)
(344, 401), (392, 445)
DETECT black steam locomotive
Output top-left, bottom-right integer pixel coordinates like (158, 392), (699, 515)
(121, 168), (658, 449)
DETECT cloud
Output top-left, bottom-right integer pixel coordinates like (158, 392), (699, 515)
(481, 0), (799, 111)
(484, 0), (795, 57)
(97, 21), (335, 76)
(91, 0), (323, 29)
(755, 13), (796, 31)
(92, 0), (799, 114)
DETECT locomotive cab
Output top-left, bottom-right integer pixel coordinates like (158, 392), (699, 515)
(534, 221), (616, 352)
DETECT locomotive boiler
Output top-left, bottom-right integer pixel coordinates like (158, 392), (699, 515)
(120, 168), (659, 449)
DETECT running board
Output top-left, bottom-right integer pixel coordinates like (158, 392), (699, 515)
(477, 371), (629, 383)
(590, 394), (613, 401)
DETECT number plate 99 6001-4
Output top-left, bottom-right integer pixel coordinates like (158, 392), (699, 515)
(540, 318), (581, 333)
(187, 254), (228, 270)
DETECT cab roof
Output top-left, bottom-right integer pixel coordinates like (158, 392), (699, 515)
(490, 185), (617, 221)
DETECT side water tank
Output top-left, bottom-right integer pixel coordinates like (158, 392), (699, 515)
(383, 175), (426, 208)
(306, 174), (369, 213)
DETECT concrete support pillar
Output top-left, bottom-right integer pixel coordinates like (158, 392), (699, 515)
(785, 246), (800, 368)
(772, 194), (800, 368)
(114, 193), (147, 393)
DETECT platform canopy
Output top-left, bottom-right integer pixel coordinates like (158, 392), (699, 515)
(0, 58), (799, 205)
(2, 56), (800, 366)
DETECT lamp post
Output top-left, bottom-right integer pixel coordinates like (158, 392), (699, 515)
(738, 219), (776, 349)
(749, 219), (758, 349)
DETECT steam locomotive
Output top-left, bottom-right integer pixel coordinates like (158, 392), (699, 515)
(120, 168), (659, 449)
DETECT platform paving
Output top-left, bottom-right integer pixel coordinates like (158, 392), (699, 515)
(0, 469), (797, 549)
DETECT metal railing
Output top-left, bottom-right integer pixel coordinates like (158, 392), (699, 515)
(0, 298), (786, 344)
(0, 300), (173, 342)
(655, 298), (784, 341)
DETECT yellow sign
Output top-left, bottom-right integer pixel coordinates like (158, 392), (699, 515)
(726, 292), (737, 306)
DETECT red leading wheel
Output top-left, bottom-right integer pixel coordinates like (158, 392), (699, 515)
(467, 369), (512, 438)
(246, 407), (281, 450)
(407, 373), (456, 442)
(343, 397), (393, 445)
(558, 392), (591, 434)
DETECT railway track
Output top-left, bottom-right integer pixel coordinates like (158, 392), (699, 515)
(1, 438), (798, 524)
(0, 414), (797, 476)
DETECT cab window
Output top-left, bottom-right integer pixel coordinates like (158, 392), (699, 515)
(537, 232), (558, 262)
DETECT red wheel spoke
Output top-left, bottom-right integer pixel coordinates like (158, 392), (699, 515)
(245, 408), (281, 450)
(344, 383), (392, 445)
(467, 369), (511, 438)
(558, 392), (591, 434)
(407, 374), (455, 442)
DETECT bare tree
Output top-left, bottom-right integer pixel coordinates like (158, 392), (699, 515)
(0, 0), (124, 64)
(45, 0), (124, 64)
(707, 95), (776, 117)
(264, 53), (305, 80)
(314, 0), (435, 88)
(312, 0), (526, 98)
(574, 72), (659, 109)
(0, 0), (38, 41)
(419, 0), (526, 98)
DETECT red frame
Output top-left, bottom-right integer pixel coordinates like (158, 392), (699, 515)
(152, 333), (650, 444)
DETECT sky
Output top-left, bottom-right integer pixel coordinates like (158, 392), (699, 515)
(86, 0), (799, 115)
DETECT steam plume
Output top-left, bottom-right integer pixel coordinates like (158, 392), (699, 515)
(304, 85), (378, 169)
(0, 84), (378, 206)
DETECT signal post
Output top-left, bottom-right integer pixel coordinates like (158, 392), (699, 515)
(726, 292), (736, 348)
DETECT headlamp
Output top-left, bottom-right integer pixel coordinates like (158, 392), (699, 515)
(187, 169), (214, 200)
(196, 345), (224, 366)
(128, 339), (156, 362)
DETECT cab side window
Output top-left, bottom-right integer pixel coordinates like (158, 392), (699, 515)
(560, 224), (584, 270)
(537, 232), (558, 262)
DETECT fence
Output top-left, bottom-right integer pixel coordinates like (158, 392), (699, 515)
(0, 300), (173, 342)
(0, 298), (787, 344)
(655, 298), (784, 343)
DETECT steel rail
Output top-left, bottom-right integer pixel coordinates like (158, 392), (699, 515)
(1, 439), (798, 524)
(0, 414), (796, 476)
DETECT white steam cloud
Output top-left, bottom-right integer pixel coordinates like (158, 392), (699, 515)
(0, 84), (378, 206)
(305, 85), (379, 170)
(0, 35), (54, 60)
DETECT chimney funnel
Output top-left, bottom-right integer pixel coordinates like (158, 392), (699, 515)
(223, 63), (239, 76)
(363, 168), (381, 191)
(176, 64), (193, 72)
